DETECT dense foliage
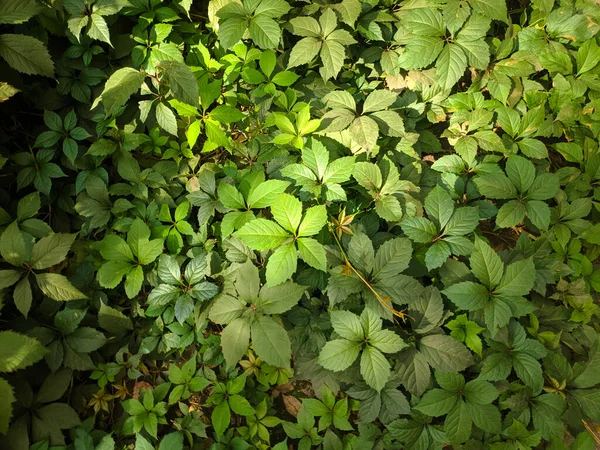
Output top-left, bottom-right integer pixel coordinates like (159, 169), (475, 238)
(2, 0), (600, 448)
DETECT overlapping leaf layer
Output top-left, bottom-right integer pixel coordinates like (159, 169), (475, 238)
(1, 0), (600, 448)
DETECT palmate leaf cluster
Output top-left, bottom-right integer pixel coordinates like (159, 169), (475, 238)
(2, 0), (600, 449)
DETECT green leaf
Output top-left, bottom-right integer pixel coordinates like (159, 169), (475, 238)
(444, 207), (479, 236)
(577, 38), (600, 75)
(496, 258), (535, 297)
(271, 193), (302, 234)
(0, 378), (15, 434)
(464, 379), (498, 405)
(496, 200), (527, 228)
(97, 261), (132, 288)
(137, 239), (164, 265)
(88, 14), (111, 45)
(456, 38), (490, 69)
(318, 339), (362, 372)
(415, 388), (458, 417)
(0, 270), (21, 290)
(403, 8), (445, 36)
(372, 237), (412, 281)
(289, 16), (321, 37)
(0, 82), (19, 102)
(467, 402), (500, 434)
(474, 173), (517, 199)
(525, 200), (551, 230)
(100, 235), (134, 262)
(92, 67), (145, 116)
(360, 346), (390, 392)
(348, 232), (374, 275)
(375, 195), (403, 222)
(479, 352), (512, 381)
(0, 34), (54, 77)
(469, 0), (507, 22)
(174, 295), (194, 322)
(217, 15), (246, 49)
(298, 205), (327, 237)
(435, 44), (467, 91)
(526, 173), (559, 200)
(156, 102), (178, 136)
(323, 156), (355, 184)
(212, 400), (231, 436)
(288, 37), (321, 68)
(98, 303), (133, 335)
(425, 185), (454, 229)
(124, 265), (144, 298)
(87, 138), (117, 156)
(302, 142), (329, 179)
(229, 394), (255, 416)
(505, 155), (535, 193)
(362, 90), (398, 114)
(350, 116), (379, 150)
(400, 217), (437, 243)
(444, 401), (471, 444)
(35, 273), (88, 301)
(0, 331), (47, 372)
(17, 192), (40, 220)
(419, 334), (473, 372)
(244, 180), (290, 209)
(158, 432), (184, 450)
(443, 281), (488, 310)
(66, 327), (106, 352)
(330, 310), (363, 341)
(218, 183), (246, 210)
(297, 237), (327, 271)
(266, 242), (297, 286)
(324, 90), (356, 111)
(221, 318), (250, 367)
(258, 280), (305, 314)
(572, 339), (600, 389)
(234, 219), (290, 250)
(30, 233), (76, 270)
(513, 353), (543, 392)
(369, 329), (407, 354)
(159, 60), (199, 107)
(320, 39), (346, 80)
(209, 105), (245, 123)
(209, 294), (245, 324)
(0, 0), (41, 24)
(425, 240), (451, 270)
(538, 52), (572, 74)
(470, 239), (503, 289)
(0, 221), (25, 267)
(251, 315), (292, 368)
(271, 71), (299, 86)
(484, 297), (511, 331)
(13, 277), (32, 317)
(249, 15), (281, 49)
(531, 394), (566, 440)
(396, 348), (431, 396)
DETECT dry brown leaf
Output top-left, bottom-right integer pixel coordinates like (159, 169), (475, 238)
(283, 395), (301, 418)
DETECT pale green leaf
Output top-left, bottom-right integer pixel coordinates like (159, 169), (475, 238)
(221, 317), (250, 367)
(30, 233), (76, 270)
(435, 43), (467, 91)
(35, 273), (88, 301)
(92, 67), (145, 116)
(251, 315), (292, 368)
(265, 242), (297, 286)
(361, 346), (391, 392)
(234, 218), (290, 250)
(297, 237), (327, 271)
